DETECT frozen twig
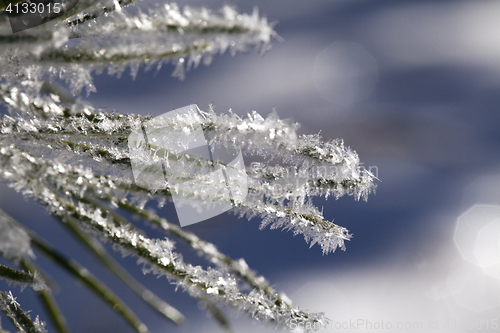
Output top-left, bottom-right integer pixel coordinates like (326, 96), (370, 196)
(0, 264), (47, 292)
(0, 290), (48, 333)
(20, 258), (70, 333)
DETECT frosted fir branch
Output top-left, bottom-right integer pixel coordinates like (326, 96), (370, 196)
(0, 0), (23, 11)
(58, 215), (186, 325)
(0, 207), (150, 332)
(1, 209), (151, 333)
(0, 4), (276, 94)
(0, 1), (367, 330)
(247, 160), (375, 203)
(235, 199), (351, 254)
(70, 195), (327, 329)
(0, 291), (48, 333)
(26, 225), (151, 333)
(0, 143), (234, 330)
(1, 89), (375, 204)
(0, 145), (330, 331)
(0, 265), (48, 292)
(63, 0), (138, 26)
(0, 89), (374, 204)
(0, 79), (373, 322)
(68, 194), (230, 329)
(0, 317), (8, 333)
(115, 203), (298, 311)
(68, 4), (274, 43)
(65, 199), (330, 330)
(0, 130), (289, 305)
(157, 104), (376, 202)
(0, 127), (353, 254)
(124, 205), (330, 331)
(201, 109), (376, 202)
(0, 93), (375, 253)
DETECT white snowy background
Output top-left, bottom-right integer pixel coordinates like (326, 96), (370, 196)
(2, 0), (500, 332)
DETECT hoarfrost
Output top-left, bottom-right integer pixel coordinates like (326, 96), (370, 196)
(0, 291), (48, 333)
(0, 264), (48, 292)
(0, 214), (34, 262)
(0, 120), (336, 329)
(0, 1), (375, 327)
(0, 92), (375, 254)
(0, 3), (276, 95)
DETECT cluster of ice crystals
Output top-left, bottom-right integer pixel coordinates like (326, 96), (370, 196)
(0, 291), (48, 333)
(0, 262), (48, 292)
(1, 86), (375, 254)
(1, 2), (276, 95)
(0, 131), (330, 330)
(201, 106), (299, 156)
(0, 0), (377, 328)
(235, 196), (351, 254)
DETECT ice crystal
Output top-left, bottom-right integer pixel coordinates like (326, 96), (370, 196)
(0, 263), (48, 292)
(0, 291), (48, 333)
(0, 0), (375, 329)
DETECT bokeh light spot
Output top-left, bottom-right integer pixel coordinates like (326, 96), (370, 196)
(454, 205), (500, 264)
(447, 263), (500, 312)
(474, 219), (500, 267)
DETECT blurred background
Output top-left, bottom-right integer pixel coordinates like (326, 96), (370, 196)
(2, 0), (500, 332)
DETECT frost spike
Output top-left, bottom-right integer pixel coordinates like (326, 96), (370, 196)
(0, 290), (48, 333)
(0, 264), (47, 292)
